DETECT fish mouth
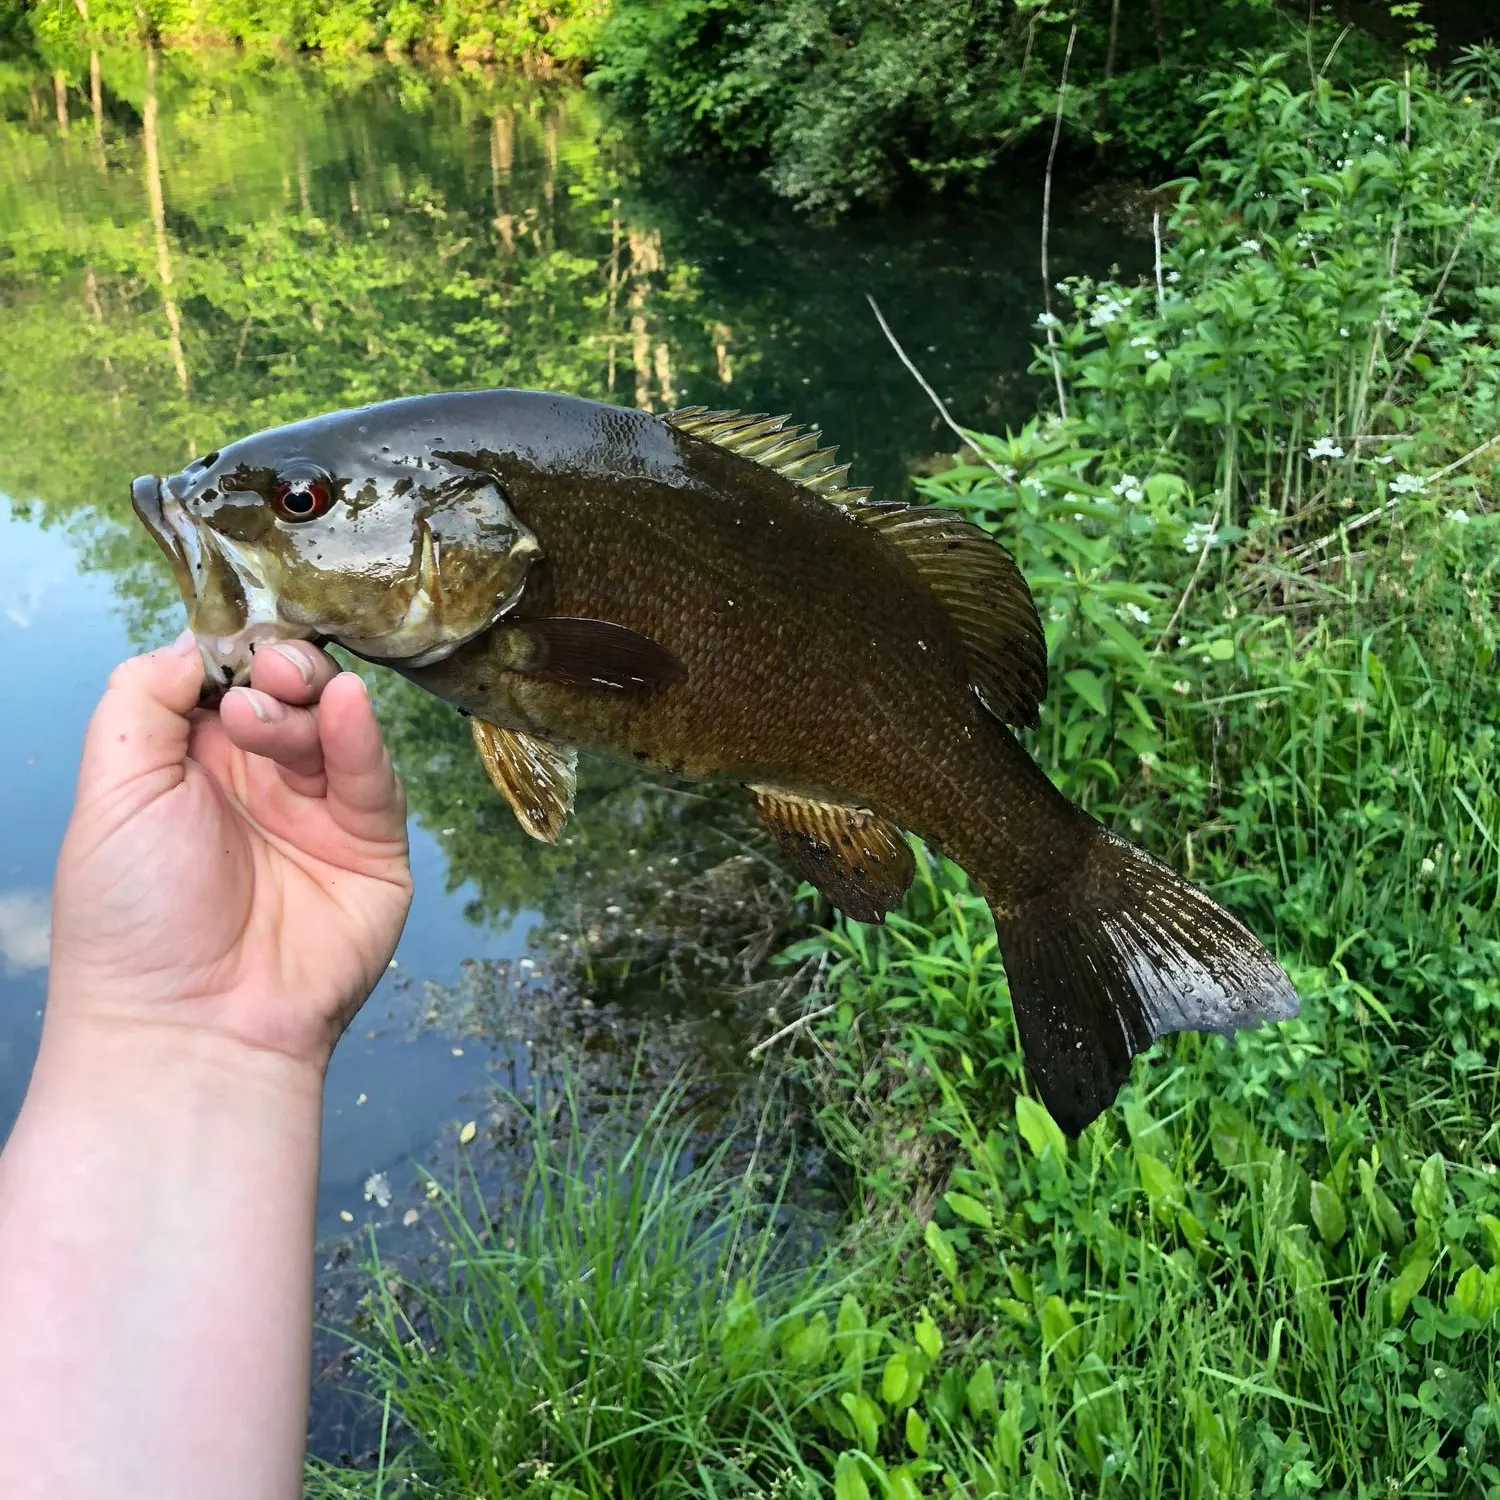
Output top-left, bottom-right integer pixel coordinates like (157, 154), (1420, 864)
(131, 472), (312, 705)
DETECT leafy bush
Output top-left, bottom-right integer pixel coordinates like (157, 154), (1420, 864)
(588, 0), (1394, 213)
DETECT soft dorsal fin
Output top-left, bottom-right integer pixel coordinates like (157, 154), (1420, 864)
(749, 786), (915, 924)
(846, 504), (1047, 730)
(666, 407), (1047, 730)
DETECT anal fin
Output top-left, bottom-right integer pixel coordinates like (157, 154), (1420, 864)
(471, 717), (578, 843)
(750, 786), (914, 924)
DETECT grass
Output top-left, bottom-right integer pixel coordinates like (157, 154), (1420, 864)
(304, 1081), (872, 1500)
(308, 41), (1500, 1500)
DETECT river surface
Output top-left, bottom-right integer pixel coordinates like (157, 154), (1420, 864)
(0, 48), (1132, 1453)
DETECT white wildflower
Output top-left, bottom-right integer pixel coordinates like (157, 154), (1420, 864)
(1389, 471), (1426, 495)
(1421, 857), (1436, 876)
(1130, 335), (1154, 347)
(1306, 436), (1345, 461)
(998, 463), (1017, 481)
(1374, 454), (1395, 465)
(1447, 508), (1471, 525)
(1166, 271), (1182, 284)
(1036, 311), (1061, 328)
(363, 1172), (393, 1209)
(1238, 238), (1262, 252)
(1089, 297), (1128, 328)
(1375, 132), (1386, 144)
(1145, 348), (1162, 361)
(1183, 521), (1220, 552)
(1121, 602), (1151, 624)
(1172, 680), (1191, 697)
(1296, 233), (1314, 248)
(1047, 607), (1067, 623)
(1339, 327), (1350, 337)
(1021, 475), (1046, 493)
(1111, 473), (1141, 494)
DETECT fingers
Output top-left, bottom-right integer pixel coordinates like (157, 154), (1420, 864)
(247, 640), (340, 706)
(76, 632), (206, 808)
(220, 687), (327, 790)
(316, 673), (408, 847)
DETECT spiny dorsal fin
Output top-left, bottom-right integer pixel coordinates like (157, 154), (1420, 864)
(749, 786), (915, 924)
(471, 717), (577, 843)
(667, 407), (1046, 730)
(666, 407), (871, 506)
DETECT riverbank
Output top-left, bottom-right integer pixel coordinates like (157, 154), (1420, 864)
(305, 44), (1500, 1500)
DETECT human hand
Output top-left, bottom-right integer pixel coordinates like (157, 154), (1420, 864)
(46, 633), (413, 1073)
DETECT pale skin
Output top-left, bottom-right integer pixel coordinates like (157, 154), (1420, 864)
(0, 632), (413, 1500)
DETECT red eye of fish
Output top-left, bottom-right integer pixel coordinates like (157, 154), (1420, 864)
(272, 476), (333, 522)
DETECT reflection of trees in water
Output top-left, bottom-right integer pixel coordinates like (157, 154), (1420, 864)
(0, 51), (1130, 932)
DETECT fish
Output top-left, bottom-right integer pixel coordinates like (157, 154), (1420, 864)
(131, 388), (1298, 1133)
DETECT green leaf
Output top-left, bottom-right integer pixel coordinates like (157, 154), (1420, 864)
(966, 1360), (999, 1421)
(943, 1191), (993, 1230)
(833, 1451), (873, 1500)
(1015, 1096), (1067, 1161)
(783, 1311), (831, 1369)
(1138, 1152), (1184, 1213)
(1063, 667), (1108, 717)
(837, 1294), (869, 1366)
(1204, 637), (1235, 661)
(1388, 1251), (1434, 1324)
(913, 1310), (942, 1362)
(839, 1391), (883, 1454)
(1309, 1179), (1347, 1247)
(905, 1406), (929, 1458)
(924, 1219), (958, 1284)
(1040, 1295), (1080, 1372)
(881, 1351), (910, 1405)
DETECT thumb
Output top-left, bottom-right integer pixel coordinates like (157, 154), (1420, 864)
(74, 631), (207, 811)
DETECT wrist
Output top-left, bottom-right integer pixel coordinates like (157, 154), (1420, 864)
(27, 1000), (327, 1121)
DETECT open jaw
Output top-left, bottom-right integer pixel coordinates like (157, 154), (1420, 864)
(131, 473), (315, 703)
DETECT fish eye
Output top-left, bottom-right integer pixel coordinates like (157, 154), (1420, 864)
(271, 468), (335, 523)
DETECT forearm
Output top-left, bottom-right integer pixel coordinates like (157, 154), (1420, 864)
(0, 1008), (324, 1500)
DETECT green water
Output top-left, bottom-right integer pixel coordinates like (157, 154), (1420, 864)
(0, 47), (1133, 1457)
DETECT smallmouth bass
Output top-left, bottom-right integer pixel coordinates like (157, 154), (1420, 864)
(131, 389), (1297, 1132)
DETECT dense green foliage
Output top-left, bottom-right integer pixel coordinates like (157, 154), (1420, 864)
(588, 0), (1357, 212)
(303, 48), (1500, 1500)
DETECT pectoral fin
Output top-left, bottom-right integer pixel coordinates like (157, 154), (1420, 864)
(750, 787), (915, 924)
(470, 717), (577, 843)
(499, 618), (686, 691)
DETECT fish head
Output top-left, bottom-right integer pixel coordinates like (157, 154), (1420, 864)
(131, 404), (541, 697)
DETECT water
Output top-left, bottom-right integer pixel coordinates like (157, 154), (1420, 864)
(0, 47), (1132, 1451)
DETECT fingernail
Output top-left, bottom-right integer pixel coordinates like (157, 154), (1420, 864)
(229, 686), (270, 723)
(270, 642), (315, 685)
(169, 628), (198, 656)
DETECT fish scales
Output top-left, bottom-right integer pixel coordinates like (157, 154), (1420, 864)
(409, 420), (1082, 901)
(131, 387), (1299, 1134)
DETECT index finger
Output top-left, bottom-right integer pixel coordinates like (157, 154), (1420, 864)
(316, 672), (407, 847)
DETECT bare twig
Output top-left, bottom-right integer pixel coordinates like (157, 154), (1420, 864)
(1153, 210), (1166, 316)
(1040, 18), (1079, 421)
(1153, 497), (1224, 654)
(866, 295), (1010, 478)
(749, 999), (840, 1060)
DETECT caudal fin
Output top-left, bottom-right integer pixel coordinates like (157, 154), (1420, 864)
(989, 826), (1298, 1136)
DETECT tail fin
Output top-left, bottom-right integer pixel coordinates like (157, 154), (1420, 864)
(989, 826), (1298, 1136)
